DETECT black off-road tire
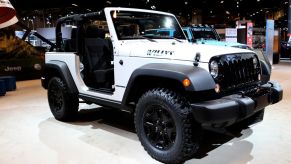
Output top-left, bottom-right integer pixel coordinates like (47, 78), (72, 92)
(48, 77), (79, 121)
(135, 88), (201, 164)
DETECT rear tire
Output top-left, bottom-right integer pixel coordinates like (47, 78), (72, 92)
(135, 88), (201, 164)
(47, 77), (79, 121)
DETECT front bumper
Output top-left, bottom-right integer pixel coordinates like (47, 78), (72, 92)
(191, 81), (282, 127)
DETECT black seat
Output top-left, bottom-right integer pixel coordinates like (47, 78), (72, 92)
(64, 28), (77, 52)
(84, 25), (113, 88)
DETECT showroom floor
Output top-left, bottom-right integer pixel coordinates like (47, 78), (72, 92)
(0, 61), (291, 164)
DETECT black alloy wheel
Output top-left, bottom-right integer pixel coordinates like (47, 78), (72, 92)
(135, 88), (202, 164)
(143, 104), (177, 151)
(48, 77), (78, 121)
(48, 81), (64, 114)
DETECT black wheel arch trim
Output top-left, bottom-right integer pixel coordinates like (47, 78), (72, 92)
(122, 63), (215, 105)
(42, 60), (78, 94)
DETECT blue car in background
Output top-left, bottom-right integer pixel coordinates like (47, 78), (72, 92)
(182, 25), (251, 50)
(144, 28), (176, 37)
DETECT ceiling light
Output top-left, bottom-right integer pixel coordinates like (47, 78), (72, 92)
(226, 11), (230, 14)
(220, 1), (224, 3)
(72, 4), (78, 7)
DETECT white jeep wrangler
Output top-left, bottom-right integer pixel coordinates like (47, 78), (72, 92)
(41, 7), (283, 163)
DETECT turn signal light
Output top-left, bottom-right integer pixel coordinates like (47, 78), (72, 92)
(183, 79), (191, 87)
(214, 84), (221, 93)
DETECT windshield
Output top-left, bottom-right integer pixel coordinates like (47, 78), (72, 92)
(191, 27), (219, 40)
(111, 10), (186, 40)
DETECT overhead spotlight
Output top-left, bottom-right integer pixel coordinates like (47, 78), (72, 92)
(151, 5), (156, 9)
(106, 1), (112, 4)
(257, 0), (260, 2)
(72, 4), (78, 7)
(226, 11), (230, 14)
(185, 1), (188, 5)
(220, 1), (224, 3)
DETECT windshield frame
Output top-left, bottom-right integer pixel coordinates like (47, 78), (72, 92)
(105, 8), (187, 41)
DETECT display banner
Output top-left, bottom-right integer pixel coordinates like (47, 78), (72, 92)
(266, 20), (274, 65)
(225, 28), (237, 42)
(247, 22), (253, 48)
(0, 0), (18, 29)
(0, 30), (45, 80)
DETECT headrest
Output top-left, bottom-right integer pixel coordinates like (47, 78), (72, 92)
(85, 25), (105, 39)
(122, 26), (134, 36)
(71, 28), (77, 39)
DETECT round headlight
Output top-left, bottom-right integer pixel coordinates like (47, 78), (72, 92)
(210, 60), (219, 78)
(253, 57), (258, 69)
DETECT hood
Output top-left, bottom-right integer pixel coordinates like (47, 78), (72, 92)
(121, 39), (253, 63)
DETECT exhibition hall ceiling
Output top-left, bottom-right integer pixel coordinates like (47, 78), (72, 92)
(9, 0), (289, 27)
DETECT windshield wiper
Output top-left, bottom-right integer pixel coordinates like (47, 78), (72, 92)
(139, 35), (157, 42)
(121, 35), (156, 42)
(156, 36), (183, 43)
(170, 37), (183, 43)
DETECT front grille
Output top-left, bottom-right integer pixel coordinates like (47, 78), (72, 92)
(212, 53), (261, 91)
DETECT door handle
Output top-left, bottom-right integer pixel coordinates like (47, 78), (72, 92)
(119, 60), (123, 65)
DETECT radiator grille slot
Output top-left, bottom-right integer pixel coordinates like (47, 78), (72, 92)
(215, 54), (260, 90)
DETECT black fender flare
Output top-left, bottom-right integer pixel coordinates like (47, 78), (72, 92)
(42, 60), (78, 94)
(122, 63), (215, 105)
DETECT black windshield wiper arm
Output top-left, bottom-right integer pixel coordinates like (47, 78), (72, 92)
(140, 35), (157, 42)
(170, 37), (183, 43)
